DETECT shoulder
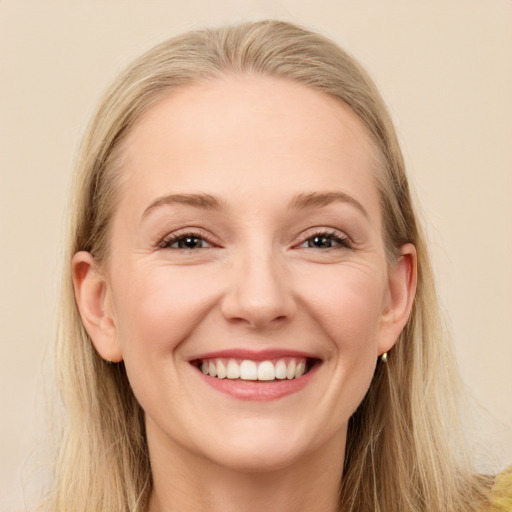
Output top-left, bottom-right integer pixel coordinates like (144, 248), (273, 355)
(482, 466), (512, 512)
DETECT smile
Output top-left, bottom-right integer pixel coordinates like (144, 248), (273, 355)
(190, 350), (321, 400)
(198, 357), (310, 381)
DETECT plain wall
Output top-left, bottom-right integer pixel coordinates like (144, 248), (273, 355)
(1, 1), (511, 510)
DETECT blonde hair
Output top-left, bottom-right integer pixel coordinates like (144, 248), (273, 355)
(45, 20), (492, 512)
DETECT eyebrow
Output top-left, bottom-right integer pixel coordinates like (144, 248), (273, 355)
(142, 193), (225, 218)
(289, 191), (368, 218)
(142, 190), (368, 219)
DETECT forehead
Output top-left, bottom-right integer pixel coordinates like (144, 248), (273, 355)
(117, 74), (381, 222)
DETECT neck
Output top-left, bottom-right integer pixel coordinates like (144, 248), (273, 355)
(146, 419), (345, 512)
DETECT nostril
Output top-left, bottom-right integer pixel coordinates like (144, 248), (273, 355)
(223, 306), (293, 330)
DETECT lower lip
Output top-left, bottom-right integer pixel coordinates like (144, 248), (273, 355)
(195, 363), (320, 401)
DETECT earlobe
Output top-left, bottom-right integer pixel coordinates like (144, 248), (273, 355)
(71, 251), (123, 362)
(378, 243), (417, 355)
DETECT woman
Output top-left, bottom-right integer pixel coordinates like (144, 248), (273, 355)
(43, 20), (509, 512)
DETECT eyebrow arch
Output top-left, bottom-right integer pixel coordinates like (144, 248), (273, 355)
(142, 190), (368, 219)
(289, 191), (369, 218)
(142, 193), (225, 218)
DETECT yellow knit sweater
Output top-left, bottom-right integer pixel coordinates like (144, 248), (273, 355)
(485, 466), (512, 511)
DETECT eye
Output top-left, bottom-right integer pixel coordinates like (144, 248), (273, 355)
(159, 233), (213, 250)
(298, 231), (351, 249)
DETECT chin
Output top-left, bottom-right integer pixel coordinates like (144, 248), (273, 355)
(207, 441), (310, 474)
(191, 420), (324, 474)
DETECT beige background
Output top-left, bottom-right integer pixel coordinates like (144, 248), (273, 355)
(1, 1), (511, 510)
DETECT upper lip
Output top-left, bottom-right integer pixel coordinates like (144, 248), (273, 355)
(188, 348), (321, 362)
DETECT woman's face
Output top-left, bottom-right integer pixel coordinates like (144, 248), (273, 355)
(74, 74), (415, 472)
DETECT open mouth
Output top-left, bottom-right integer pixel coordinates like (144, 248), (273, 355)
(191, 357), (319, 382)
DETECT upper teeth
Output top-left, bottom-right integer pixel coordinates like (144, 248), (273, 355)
(200, 358), (307, 381)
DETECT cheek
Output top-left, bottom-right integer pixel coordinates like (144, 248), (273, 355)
(109, 263), (222, 419)
(111, 263), (219, 359)
(298, 262), (387, 352)
(318, 267), (386, 413)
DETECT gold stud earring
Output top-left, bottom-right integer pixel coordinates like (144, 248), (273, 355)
(381, 352), (388, 363)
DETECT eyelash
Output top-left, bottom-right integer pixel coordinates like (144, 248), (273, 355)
(296, 229), (352, 250)
(158, 230), (217, 250)
(159, 229), (352, 251)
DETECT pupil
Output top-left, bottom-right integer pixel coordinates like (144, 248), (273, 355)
(310, 235), (332, 248)
(179, 236), (201, 249)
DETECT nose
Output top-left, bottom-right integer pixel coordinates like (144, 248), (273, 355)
(220, 249), (297, 330)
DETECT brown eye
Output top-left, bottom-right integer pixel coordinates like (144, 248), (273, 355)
(308, 235), (335, 248)
(177, 236), (206, 249)
(160, 234), (211, 249)
(300, 232), (350, 249)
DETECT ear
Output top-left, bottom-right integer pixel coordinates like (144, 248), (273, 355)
(378, 243), (417, 355)
(71, 251), (123, 362)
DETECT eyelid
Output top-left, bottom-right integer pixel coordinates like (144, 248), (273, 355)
(157, 226), (352, 250)
(158, 227), (220, 249)
(293, 227), (352, 248)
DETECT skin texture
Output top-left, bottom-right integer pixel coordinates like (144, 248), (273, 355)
(72, 75), (417, 512)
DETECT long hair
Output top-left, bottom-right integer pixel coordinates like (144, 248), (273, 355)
(44, 20), (491, 511)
